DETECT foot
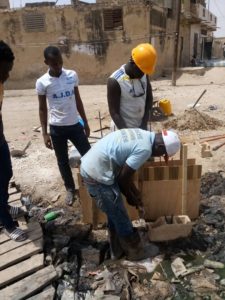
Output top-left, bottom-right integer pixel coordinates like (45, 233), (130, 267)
(4, 227), (27, 242)
(65, 190), (75, 206)
(9, 206), (26, 219)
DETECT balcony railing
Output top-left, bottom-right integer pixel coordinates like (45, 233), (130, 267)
(187, 3), (217, 29)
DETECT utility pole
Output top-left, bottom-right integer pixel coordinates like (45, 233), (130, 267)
(172, 0), (182, 86)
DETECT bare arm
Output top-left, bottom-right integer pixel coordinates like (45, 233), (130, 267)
(74, 86), (90, 137)
(140, 76), (153, 130)
(107, 78), (127, 129)
(38, 95), (52, 149)
(117, 163), (142, 207)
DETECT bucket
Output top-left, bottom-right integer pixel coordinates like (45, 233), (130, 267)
(159, 99), (172, 116)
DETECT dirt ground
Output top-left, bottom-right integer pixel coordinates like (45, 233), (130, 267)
(2, 67), (225, 205)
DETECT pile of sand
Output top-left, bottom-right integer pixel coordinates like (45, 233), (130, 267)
(164, 110), (223, 131)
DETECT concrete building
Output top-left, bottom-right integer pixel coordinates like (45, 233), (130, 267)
(0, 0), (218, 89)
(212, 37), (225, 59)
(0, 0), (10, 9)
(182, 0), (217, 61)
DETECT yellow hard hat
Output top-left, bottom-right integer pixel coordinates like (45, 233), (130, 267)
(131, 43), (157, 75)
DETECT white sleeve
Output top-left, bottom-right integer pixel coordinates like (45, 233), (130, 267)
(36, 79), (46, 95)
(74, 71), (79, 87)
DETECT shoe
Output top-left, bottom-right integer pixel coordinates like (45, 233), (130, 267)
(65, 190), (75, 206)
(108, 228), (124, 260)
(119, 228), (159, 261)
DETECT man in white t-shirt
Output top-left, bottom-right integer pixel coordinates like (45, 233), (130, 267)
(80, 128), (180, 261)
(36, 46), (91, 205)
(107, 43), (157, 130)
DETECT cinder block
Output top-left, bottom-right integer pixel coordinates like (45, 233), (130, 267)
(148, 215), (193, 242)
(201, 142), (212, 158)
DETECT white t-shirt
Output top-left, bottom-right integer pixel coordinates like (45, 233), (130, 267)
(80, 128), (155, 185)
(36, 68), (79, 126)
(110, 65), (147, 128)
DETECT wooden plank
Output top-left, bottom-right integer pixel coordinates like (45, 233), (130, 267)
(0, 254), (44, 288)
(27, 286), (55, 300)
(8, 187), (18, 195)
(187, 179), (201, 218)
(0, 227), (42, 255)
(0, 221), (41, 245)
(1, 265), (57, 300)
(142, 180), (182, 220)
(0, 238), (43, 271)
(9, 192), (22, 203)
(181, 144), (188, 215)
(145, 158), (196, 167)
(8, 200), (23, 208)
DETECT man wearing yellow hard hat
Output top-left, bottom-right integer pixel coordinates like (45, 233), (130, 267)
(107, 43), (157, 130)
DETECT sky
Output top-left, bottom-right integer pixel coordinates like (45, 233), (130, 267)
(9, 0), (225, 37)
(206, 0), (225, 37)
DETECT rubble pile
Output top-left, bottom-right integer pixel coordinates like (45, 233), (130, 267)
(164, 110), (223, 131)
(22, 171), (225, 299)
(201, 171), (225, 197)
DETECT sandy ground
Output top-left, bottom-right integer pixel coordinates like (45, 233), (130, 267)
(2, 67), (225, 205)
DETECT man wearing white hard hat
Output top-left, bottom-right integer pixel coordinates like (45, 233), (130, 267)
(80, 128), (180, 261)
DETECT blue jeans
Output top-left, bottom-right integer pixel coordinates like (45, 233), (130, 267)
(50, 123), (91, 191)
(82, 178), (133, 237)
(0, 141), (15, 230)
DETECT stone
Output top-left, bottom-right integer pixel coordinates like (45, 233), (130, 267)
(61, 288), (74, 300)
(220, 279), (225, 286)
(82, 246), (101, 265)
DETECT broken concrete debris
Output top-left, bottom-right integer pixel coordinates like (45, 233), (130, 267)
(11, 168), (225, 299)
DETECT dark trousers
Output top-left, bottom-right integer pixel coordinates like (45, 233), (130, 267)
(50, 123), (91, 191)
(0, 141), (14, 230)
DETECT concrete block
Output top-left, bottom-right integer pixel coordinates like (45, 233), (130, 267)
(201, 142), (213, 158)
(148, 215), (193, 242)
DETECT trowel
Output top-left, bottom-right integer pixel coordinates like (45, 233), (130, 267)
(11, 141), (31, 158)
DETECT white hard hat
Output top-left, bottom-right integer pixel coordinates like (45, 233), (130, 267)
(162, 130), (180, 157)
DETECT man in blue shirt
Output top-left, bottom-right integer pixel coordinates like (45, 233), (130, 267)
(80, 128), (180, 261)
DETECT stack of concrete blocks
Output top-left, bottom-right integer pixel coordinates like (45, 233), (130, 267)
(78, 159), (202, 228)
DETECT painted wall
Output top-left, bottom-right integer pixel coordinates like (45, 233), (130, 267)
(0, 2), (185, 89)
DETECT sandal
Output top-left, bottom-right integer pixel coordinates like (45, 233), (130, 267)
(4, 227), (27, 242)
(9, 206), (26, 219)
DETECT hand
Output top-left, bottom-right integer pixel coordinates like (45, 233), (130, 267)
(43, 133), (53, 149)
(126, 192), (142, 207)
(84, 123), (90, 137)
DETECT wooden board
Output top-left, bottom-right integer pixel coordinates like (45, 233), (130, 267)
(1, 265), (57, 300)
(0, 238), (43, 271)
(8, 187), (18, 195)
(8, 192), (22, 203)
(0, 254), (44, 288)
(27, 286), (55, 300)
(142, 179), (201, 220)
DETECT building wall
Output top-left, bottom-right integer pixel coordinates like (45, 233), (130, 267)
(0, 2), (180, 89)
(0, 0), (9, 9)
(212, 37), (225, 59)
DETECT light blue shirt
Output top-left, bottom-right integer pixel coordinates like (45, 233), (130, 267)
(80, 129), (155, 185)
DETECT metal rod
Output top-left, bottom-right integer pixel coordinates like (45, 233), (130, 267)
(192, 89), (207, 108)
(98, 111), (103, 138)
